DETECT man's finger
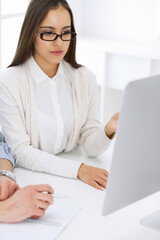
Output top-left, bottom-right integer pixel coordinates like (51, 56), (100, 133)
(36, 192), (53, 204)
(8, 183), (20, 198)
(31, 208), (45, 218)
(30, 184), (54, 194)
(35, 200), (50, 210)
(0, 186), (8, 200)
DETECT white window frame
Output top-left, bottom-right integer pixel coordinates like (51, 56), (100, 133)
(155, 0), (160, 39)
(0, 0), (30, 69)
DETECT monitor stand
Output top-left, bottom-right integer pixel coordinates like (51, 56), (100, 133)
(140, 210), (160, 231)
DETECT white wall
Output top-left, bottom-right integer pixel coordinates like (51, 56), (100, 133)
(68, 0), (160, 122)
(75, 0), (158, 43)
(67, 0), (84, 35)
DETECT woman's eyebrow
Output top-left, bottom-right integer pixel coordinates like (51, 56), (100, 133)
(39, 25), (71, 29)
(62, 25), (71, 29)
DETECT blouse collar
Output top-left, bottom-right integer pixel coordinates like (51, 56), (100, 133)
(28, 56), (65, 85)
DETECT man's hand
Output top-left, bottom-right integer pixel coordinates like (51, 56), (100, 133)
(0, 184), (54, 223)
(0, 158), (19, 200)
(78, 164), (108, 190)
(0, 176), (20, 200)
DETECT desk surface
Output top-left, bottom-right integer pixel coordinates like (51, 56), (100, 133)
(14, 144), (160, 240)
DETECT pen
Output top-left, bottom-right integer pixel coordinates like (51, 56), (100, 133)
(42, 192), (71, 199)
(52, 193), (71, 199)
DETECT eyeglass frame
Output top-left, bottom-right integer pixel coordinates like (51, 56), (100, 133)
(36, 30), (77, 42)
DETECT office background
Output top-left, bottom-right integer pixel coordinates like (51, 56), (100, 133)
(0, 0), (160, 122)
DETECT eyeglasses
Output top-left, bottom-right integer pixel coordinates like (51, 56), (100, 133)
(36, 30), (77, 41)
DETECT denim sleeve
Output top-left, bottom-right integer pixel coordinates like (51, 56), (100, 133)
(0, 132), (15, 167)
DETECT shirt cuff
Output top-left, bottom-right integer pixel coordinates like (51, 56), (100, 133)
(0, 132), (3, 142)
(0, 143), (15, 167)
(72, 161), (84, 179)
(95, 126), (112, 151)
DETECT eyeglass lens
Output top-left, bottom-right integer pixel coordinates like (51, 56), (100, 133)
(42, 32), (76, 41)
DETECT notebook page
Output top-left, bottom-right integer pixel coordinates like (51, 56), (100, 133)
(0, 203), (81, 240)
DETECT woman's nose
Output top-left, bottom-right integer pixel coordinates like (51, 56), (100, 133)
(53, 35), (63, 46)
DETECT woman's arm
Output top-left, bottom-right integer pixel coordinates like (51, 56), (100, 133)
(79, 72), (112, 157)
(77, 70), (119, 189)
(0, 83), (82, 179)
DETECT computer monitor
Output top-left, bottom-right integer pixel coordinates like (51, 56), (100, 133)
(102, 75), (160, 230)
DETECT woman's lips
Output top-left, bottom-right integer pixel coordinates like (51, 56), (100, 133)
(50, 51), (63, 56)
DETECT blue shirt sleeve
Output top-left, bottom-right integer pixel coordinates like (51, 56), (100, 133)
(0, 132), (15, 167)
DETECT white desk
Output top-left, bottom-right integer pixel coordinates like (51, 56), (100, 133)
(14, 144), (160, 240)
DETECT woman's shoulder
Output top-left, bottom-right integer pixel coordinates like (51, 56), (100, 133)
(0, 66), (14, 80)
(0, 67), (16, 92)
(63, 60), (97, 85)
(0, 64), (25, 87)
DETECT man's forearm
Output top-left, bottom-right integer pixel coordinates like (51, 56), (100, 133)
(0, 159), (13, 172)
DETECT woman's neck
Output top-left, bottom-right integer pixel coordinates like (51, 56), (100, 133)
(33, 55), (59, 78)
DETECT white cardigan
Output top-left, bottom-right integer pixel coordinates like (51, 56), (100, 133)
(0, 60), (111, 178)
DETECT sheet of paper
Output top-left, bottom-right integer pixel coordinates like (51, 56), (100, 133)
(0, 202), (81, 240)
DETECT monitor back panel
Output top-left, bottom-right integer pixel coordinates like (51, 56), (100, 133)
(103, 75), (160, 215)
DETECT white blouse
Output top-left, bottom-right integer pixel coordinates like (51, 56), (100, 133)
(0, 58), (112, 179)
(28, 56), (74, 154)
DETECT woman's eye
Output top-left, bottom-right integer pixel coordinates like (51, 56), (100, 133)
(44, 32), (54, 35)
(62, 31), (71, 35)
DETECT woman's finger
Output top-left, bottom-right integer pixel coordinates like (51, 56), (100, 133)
(90, 180), (104, 191)
(99, 174), (108, 182)
(95, 177), (107, 188)
(103, 170), (109, 177)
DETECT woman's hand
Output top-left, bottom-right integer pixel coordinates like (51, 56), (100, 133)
(77, 164), (108, 190)
(0, 184), (54, 223)
(0, 176), (20, 200)
(105, 112), (120, 139)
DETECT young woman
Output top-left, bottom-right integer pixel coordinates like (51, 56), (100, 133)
(0, 0), (119, 191)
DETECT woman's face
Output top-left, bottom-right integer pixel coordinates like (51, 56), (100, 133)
(33, 6), (71, 71)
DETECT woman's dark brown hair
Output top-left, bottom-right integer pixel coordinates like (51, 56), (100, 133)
(8, 0), (81, 69)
